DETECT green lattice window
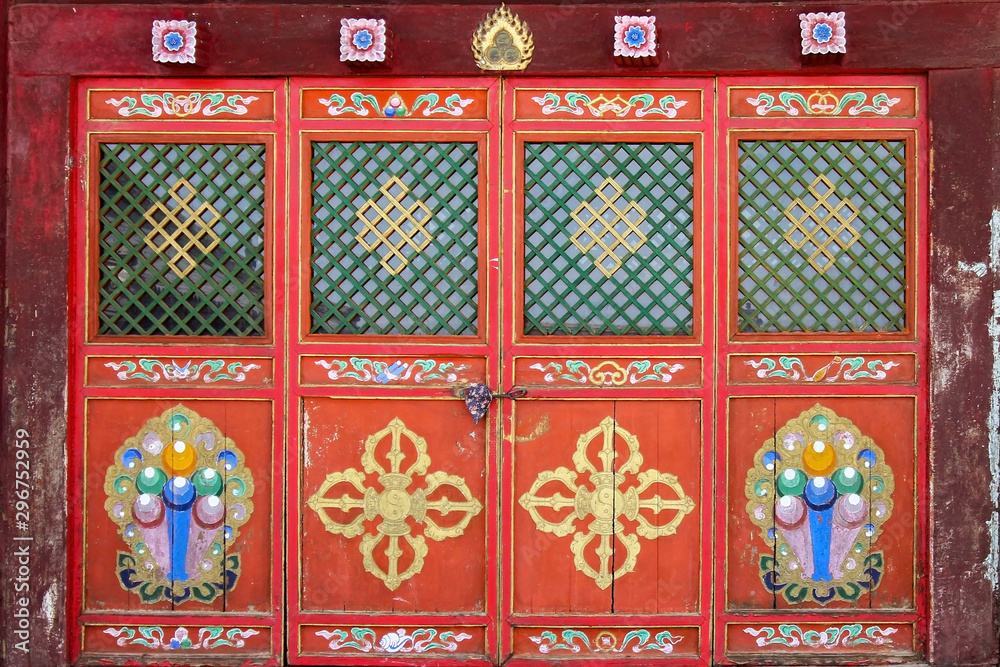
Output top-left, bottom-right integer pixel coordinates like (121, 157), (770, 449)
(310, 141), (479, 336)
(523, 142), (695, 336)
(97, 143), (266, 336)
(738, 139), (907, 333)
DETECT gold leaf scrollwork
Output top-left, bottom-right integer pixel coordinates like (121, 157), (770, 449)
(308, 418), (482, 590)
(472, 4), (534, 71)
(518, 417), (695, 589)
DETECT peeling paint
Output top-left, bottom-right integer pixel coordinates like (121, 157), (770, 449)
(985, 208), (1000, 589)
(959, 260), (988, 276)
(41, 583), (57, 635)
(302, 409), (311, 469)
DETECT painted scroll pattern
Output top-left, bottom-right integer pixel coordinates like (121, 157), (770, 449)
(745, 356), (900, 382)
(316, 358), (469, 384)
(746, 90), (900, 117)
(318, 92), (474, 117)
(528, 359), (684, 386)
(531, 92), (687, 118)
(743, 624), (897, 649)
(530, 629), (683, 654)
(105, 359), (261, 383)
(316, 628), (473, 653)
(103, 626), (259, 650)
(106, 93), (260, 117)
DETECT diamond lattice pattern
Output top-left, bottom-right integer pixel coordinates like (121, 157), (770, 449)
(524, 142), (695, 336)
(310, 141), (479, 336)
(98, 143), (267, 336)
(738, 140), (907, 333)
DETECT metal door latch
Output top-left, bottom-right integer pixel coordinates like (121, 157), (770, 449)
(453, 383), (527, 423)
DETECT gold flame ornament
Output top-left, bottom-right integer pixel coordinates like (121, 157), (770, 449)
(472, 4), (534, 71)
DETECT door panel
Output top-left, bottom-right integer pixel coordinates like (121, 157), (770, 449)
(502, 78), (716, 664)
(286, 77), (501, 665)
(70, 79), (286, 664)
(300, 397), (488, 613)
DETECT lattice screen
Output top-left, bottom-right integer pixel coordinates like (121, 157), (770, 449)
(523, 142), (695, 336)
(737, 139), (907, 333)
(310, 141), (480, 336)
(97, 143), (267, 336)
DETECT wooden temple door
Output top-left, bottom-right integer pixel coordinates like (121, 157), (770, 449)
(500, 78), (715, 663)
(287, 78), (503, 664)
(69, 79), (287, 661)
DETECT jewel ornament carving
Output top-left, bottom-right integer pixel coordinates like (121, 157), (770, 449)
(783, 174), (861, 274)
(571, 177), (649, 278)
(104, 405), (255, 604)
(143, 178), (222, 278)
(614, 16), (657, 64)
(800, 12), (846, 55)
(744, 405), (894, 605)
(472, 4), (534, 71)
(152, 20), (197, 64)
(340, 18), (387, 62)
(355, 177), (433, 275)
(519, 417), (695, 589)
(308, 418), (482, 590)
(746, 90), (900, 117)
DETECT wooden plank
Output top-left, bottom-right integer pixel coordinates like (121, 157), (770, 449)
(927, 68), (1000, 665)
(9, 3), (1000, 77)
(0, 75), (70, 667)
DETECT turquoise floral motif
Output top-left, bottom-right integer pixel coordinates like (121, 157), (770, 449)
(103, 626), (259, 650)
(530, 629), (682, 654)
(106, 93), (259, 117)
(745, 356), (899, 382)
(531, 92), (688, 118)
(316, 628), (473, 653)
(316, 358), (469, 384)
(529, 359), (684, 385)
(318, 92), (474, 117)
(105, 359), (261, 383)
(743, 624), (897, 649)
(746, 91), (900, 117)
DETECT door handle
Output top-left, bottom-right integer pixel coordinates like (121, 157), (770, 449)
(454, 382), (527, 423)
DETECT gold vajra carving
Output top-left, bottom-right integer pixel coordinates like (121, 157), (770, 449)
(308, 418), (482, 590)
(783, 174), (861, 274)
(518, 417), (695, 589)
(472, 4), (534, 71)
(143, 178), (222, 278)
(355, 177), (433, 275)
(571, 177), (649, 278)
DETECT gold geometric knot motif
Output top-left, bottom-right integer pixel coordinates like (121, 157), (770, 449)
(355, 177), (434, 276)
(143, 178), (222, 278)
(782, 174), (861, 274)
(570, 177), (649, 278)
(518, 417), (695, 589)
(307, 418), (482, 590)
